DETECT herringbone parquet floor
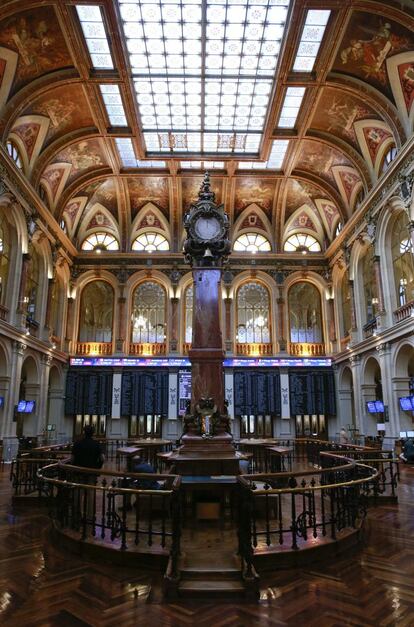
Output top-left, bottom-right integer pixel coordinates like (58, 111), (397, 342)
(1, 465), (414, 626)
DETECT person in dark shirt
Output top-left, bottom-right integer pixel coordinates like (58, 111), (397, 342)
(400, 438), (414, 463)
(132, 457), (160, 490)
(71, 425), (104, 469)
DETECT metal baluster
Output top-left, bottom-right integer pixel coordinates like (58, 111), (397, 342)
(310, 478), (317, 538)
(329, 489), (336, 540)
(289, 476), (298, 550)
(278, 493), (283, 545)
(120, 490), (127, 550)
(135, 493), (140, 545)
(101, 478), (106, 539)
(148, 493), (153, 546)
(264, 485), (271, 546)
(161, 494), (166, 548)
(81, 486), (87, 541)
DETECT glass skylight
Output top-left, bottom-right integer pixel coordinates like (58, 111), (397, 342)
(100, 85), (127, 126)
(119, 0), (291, 155)
(76, 6), (114, 69)
(239, 140), (289, 170)
(115, 138), (166, 167)
(180, 161), (224, 169)
(292, 9), (330, 72)
(278, 87), (305, 128)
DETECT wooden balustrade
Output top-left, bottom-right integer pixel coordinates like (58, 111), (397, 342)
(76, 342), (113, 356)
(236, 342), (273, 356)
(182, 342), (191, 354)
(363, 318), (377, 338)
(394, 300), (414, 323)
(288, 342), (325, 356)
(0, 304), (8, 321)
(129, 342), (166, 356)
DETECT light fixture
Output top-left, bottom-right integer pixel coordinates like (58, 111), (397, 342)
(25, 328), (30, 336)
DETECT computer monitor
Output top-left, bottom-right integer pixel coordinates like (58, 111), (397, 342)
(407, 431), (414, 438)
(375, 400), (384, 413)
(17, 400), (26, 412)
(399, 431), (407, 438)
(24, 400), (35, 413)
(400, 397), (413, 411)
(367, 401), (377, 413)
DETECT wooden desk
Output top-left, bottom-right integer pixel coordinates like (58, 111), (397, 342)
(116, 447), (143, 472)
(238, 439), (282, 472)
(126, 439), (172, 470)
(266, 446), (294, 472)
(157, 450), (251, 476)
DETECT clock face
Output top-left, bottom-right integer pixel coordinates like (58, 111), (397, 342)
(194, 216), (221, 240)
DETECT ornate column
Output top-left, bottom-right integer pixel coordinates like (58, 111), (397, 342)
(116, 292), (127, 353)
(3, 341), (27, 438)
(349, 353), (363, 435)
(37, 353), (53, 436)
(223, 296), (232, 353)
(276, 293), (286, 352)
(375, 342), (396, 437)
(183, 173), (230, 412)
(65, 294), (76, 353)
(44, 277), (55, 332)
(16, 253), (30, 327)
(348, 279), (357, 332)
(169, 297), (179, 352)
(327, 296), (336, 343)
(373, 255), (385, 315)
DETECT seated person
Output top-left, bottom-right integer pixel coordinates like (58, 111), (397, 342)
(400, 438), (414, 463)
(131, 456), (161, 490)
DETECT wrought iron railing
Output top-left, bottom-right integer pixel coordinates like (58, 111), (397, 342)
(237, 453), (378, 574)
(37, 463), (181, 577)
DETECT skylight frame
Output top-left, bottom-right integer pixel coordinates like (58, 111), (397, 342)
(180, 161), (225, 169)
(277, 87), (305, 129)
(76, 5), (115, 70)
(119, 0), (292, 156)
(292, 9), (331, 73)
(100, 85), (128, 127)
(239, 140), (289, 170)
(115, 138), (166, 167)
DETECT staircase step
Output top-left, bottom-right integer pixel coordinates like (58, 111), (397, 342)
(178, 579), (245, 598)
(180, 567), (241, 580)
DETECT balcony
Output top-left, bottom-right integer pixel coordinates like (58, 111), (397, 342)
(0, 304), (8, 321)
(394, 300), (414, 323)
(183, 342), (191, 354)
(129, 342), (166, 356)
(363, 318), (377, 339)
(76, 342), (113, 356)
(288, 342), (325, 357)
(236, 343), (273, 356)
(340, 336), (350, 352)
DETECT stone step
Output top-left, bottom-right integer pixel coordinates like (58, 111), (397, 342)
(178, 579), (246, 599)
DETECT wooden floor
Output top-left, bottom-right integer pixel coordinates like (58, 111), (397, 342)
(1, 465), (414, 626)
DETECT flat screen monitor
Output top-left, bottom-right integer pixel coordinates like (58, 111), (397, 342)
(24, 400), (35, 413)
(0, 396), (4, 408)
(374, 400), (384, 413)
(366, 401), (377, 413)
(17, 400), (26, 412)
(400, 397), (413, 411)
(407, 431), (414, 438)
(400, 431), (407, 438)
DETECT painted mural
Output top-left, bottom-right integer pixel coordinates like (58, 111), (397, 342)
(362, 125), (393, 163)
(234, 177), (276, 216)
(0, 58), (6, 89)
(333, 13), (413, 99)
(311, 87), (380, 152)
(0, 8), (72, 95)
(84, 178), (118, 218)
(397, 62), (414, 113)
(240, 213), (267, 231)
(23, 84), (94, 147)
(62, 197), (87, 231)
(52, 139), (107, 184)
(181, 176), (223, 212)
(138, 212), (164, 231)
(288, 211), (318, 233)
(10, 120), (43, 161)
(285, 178), (332, 220)
(294, 139), (353, 188)
(127, 177), (169, 218)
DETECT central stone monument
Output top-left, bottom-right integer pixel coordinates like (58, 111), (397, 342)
(163, 173), (247, 475)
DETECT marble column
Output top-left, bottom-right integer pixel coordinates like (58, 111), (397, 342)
(36, 353), (52, 436)
(373, 255), (385, 315)
(16, 253), (30, 328)
(223, 296), (232, 352)
(116, 293), (126, 353)
(169, 297), (179, 352)
(276, 294), (286, 352)
(65, 296), (75, 353)
(3, 341), (27, 438)
(349, 354), (363, 434)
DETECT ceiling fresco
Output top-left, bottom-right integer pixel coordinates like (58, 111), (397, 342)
(0, 0), (412, 253)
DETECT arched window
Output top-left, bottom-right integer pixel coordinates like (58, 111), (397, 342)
(24, 244), (41, 322)
(391, 212), (414, 308)
(6, 141), (23, 170)
(132, 232), (169, 252)
(340, 270), (351, 338)
(0, 212), (10, 307)
(49, 276), (64, 339)
(78, 281), (114, 342)
(233, 232), (271, 253)
(81, 232), (119, 252)
(39, 184), (49, 208)
(361, 244), (379, 323)
(131, 281), (166, 344)
(381, 146), (397, 173)
(236, 282), (271, 344)
(59, 219), (67, 234)
(184, 284), (193, 344)
(289, 282), (323, 343)
(284, 233), (321, 253)
(355, 188), (364, 208)
(335, 222), (343, 237)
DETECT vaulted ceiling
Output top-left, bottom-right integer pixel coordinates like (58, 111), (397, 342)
(0, 0), (413, 255)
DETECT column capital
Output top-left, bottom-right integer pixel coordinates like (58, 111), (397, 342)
(13, 340), (27, 355)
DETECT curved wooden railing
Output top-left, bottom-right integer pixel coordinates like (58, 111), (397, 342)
(237, 452), (379, 575)
(37, 462), (181, 578)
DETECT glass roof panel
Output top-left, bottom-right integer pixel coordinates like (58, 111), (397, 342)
(76, 5), (114, 69)
(99, 85), (128, 126)
(119, 0), (291, 155)
(292, 9), (331, 72)
(239, 139), (289, 170)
